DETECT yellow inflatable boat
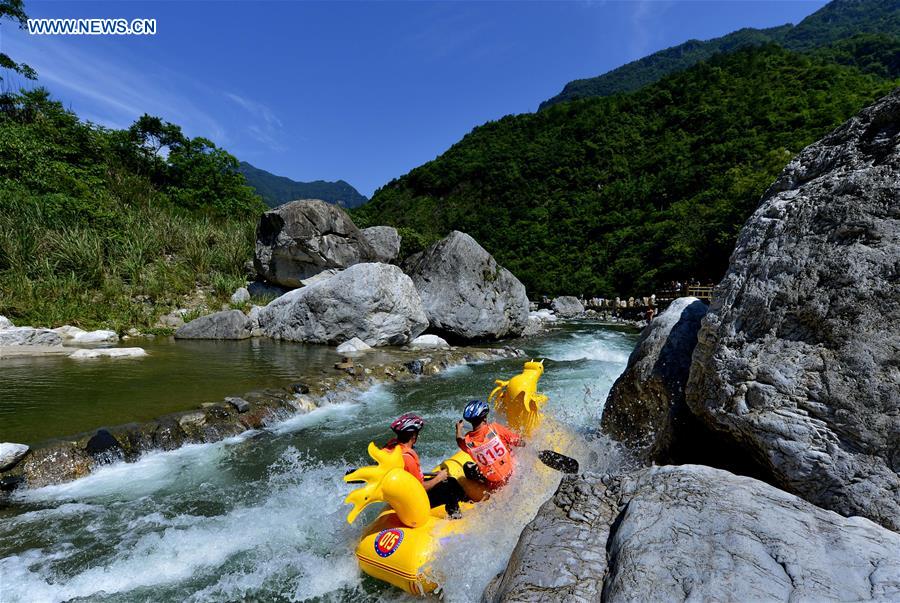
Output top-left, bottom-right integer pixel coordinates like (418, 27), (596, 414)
(343, 360), (552, 595)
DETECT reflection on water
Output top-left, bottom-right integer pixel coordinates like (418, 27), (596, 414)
(0, 322), (638, 603)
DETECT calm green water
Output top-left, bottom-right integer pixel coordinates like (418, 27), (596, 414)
(0, 338), (419, 445)
(0, 323), (637, 602)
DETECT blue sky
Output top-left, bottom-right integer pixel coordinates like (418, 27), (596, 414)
(3, 1), (826, 196)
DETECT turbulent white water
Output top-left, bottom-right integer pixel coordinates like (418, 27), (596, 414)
(0, 322), (637, 602)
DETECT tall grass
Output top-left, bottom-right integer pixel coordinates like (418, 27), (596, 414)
(0, 187), (256, 332)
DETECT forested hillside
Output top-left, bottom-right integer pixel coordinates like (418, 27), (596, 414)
(540, 0), (899, 108)
(238, 161), (367, 208)
(355, 45), (898, 297)
(0, 90), (265, 330)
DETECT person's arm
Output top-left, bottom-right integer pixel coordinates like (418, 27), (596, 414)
(423, 469), (448, 490)
(456, 420), (467, 452)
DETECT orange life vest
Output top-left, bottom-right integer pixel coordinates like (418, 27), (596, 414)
(384, 439), (424, 484)
(462, 422), (516, 484)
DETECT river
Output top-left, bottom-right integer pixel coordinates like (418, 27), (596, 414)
(0, 322), (637, 602)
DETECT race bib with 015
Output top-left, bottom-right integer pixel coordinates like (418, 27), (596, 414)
(469, 433), (509, 467)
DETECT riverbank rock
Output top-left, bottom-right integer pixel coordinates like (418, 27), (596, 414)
(360, 226), (401, 263)
(230, 287), (250, 305)
(601, 297), (707, 462)
(254, 199), (376, 287)
(488, 465), (900, 602)
(69, 348), (148, 359)
(409, 334), (450, 350)
(0, 443), (29, 471)
(0, 327), (63, 347)
(406, 231), (528, 341)
(0, 315), (12, 329)
(336, 337), (373, 353)
(686, 89), (900, 531)
(175, 310), (253, 340)
(551, 296), (584, 317)
(53, 326), (119, 344)
(259, 263), (428, 346)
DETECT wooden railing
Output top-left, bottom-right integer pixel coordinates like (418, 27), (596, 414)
(686, 285), (715, 300)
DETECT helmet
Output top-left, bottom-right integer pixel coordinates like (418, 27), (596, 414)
(463, 400), (490, 422)
(391, 413), (425, 434)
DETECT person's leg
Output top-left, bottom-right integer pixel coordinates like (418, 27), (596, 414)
(426, 478), (467, 516)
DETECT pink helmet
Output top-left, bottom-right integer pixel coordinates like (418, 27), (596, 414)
(390, 413), (425, 434)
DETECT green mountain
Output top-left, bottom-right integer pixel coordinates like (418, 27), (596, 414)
(238, 161), (367, 209)
(355, 45), (898, 297)
(539, 0), (900, 109)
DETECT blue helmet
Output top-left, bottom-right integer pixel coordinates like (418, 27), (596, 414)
(463, 399), (490, 422)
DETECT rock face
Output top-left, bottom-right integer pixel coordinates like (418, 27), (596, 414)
(360, 226), (401, 263)
(254, 199), (377, 287)
(0, 443), (29, 471)
(551, 296), (584, 317)
(0, 327), (63, 347)
(406, 231), (528, 341)
(601, 297), (708, 462)
(686, 90), (900, 531)
(174, 310), (253, 340)
(488, 465), (900, 602)
(259, 263), (428, 346)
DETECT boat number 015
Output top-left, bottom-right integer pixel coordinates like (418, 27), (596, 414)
(471, 436), (508, 466)
(374, 528), (404, 558)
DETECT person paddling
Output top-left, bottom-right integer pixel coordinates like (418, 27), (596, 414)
(456, 400), (524, 489)
(384, 413), (467, 517)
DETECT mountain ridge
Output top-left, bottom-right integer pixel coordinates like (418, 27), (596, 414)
(238, 161), (368, 209)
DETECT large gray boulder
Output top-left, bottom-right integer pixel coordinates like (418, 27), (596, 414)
(254, 199), (377, 287)
(686, 90), (900, 531)
(601, 297), (707, 462)
(360, 226), (401, 263)
(0, 327), (62, 347)
(0, 443), (29, 471)
(488, 465), (900, 602)
(258, 263), (428, 346)
(406, 231), (528, 341)
(174, 310), (253, 340)
(551, 296), (584, 317)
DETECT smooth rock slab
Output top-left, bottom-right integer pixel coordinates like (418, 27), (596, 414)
(409, 334), (450, 350)
(69, 348), (147, 359)
(489, 465), (900, 602)
(259, 263), (428, 346)
(0, 443), (29, 471)
(0, 327), (63, 347)
(336, 337), (373, 353)
(175, 310), (253, 340)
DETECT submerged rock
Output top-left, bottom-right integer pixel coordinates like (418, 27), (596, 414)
(0, 443), (29, 471)
(406, 231), (528, 341)
(69, 348), (147, 359)
(360, 225), (401, 263)
(336, 337), (373, 353)
(254, 199), (377, 287)
(0, 327), (63, 347)
(175, 310), (253, 340)
(551, 296), (584, 317)
(489, 465), (900, 602)
(259, 263), (428, 346)
(687, 89), (900, 531)
(601, 297), (707, 462)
